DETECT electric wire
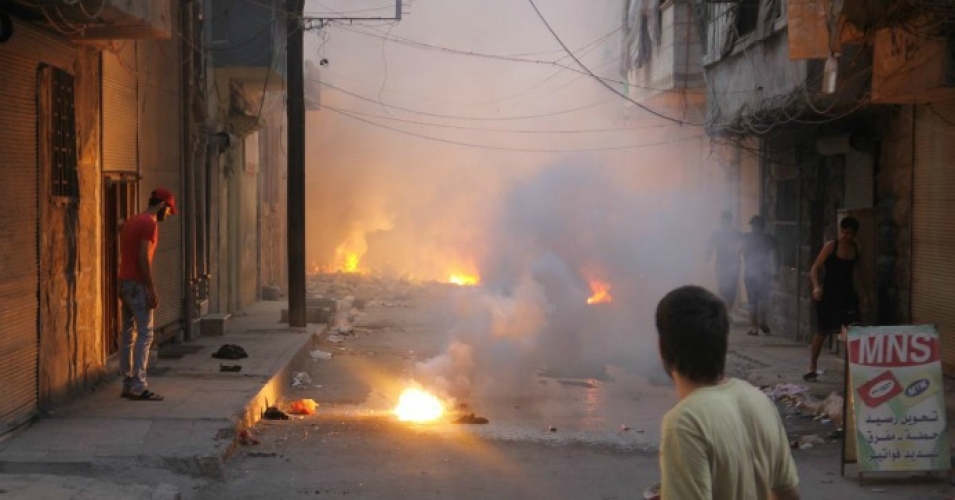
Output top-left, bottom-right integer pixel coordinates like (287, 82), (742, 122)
(316, 80), (618, 121)
(525, 0), (701, 126)
(322, 104), (704, 153)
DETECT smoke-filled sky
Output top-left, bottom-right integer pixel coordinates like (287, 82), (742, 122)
(302, 0), (725, 397)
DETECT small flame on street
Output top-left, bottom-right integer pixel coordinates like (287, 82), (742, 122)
(448, 273), (480, 286)
(586, 280), (613, 304)
(394, 387), (445, 423)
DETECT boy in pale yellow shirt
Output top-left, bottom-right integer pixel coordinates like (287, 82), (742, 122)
(656, 286), (799, 500)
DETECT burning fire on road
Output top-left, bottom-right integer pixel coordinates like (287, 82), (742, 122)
(394, 386), (446, 423)
(448, 273), (480, 286)
(586, 279), (613, 305)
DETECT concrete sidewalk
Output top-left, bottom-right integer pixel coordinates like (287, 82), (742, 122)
(0, 301), (320, 498)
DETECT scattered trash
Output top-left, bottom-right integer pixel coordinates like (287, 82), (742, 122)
(326, 334), (345, 343)
(310, 349), (333, 361)
(212, 344), (248, 360)
(827, 429), (843, 440)
(766, 383), (844, 427)
(870, 488), (887, 493)
(643, 482), (661, 500)
(291, 372), (313, 388)
(246, 452), (278, 458)
(620, 424), (631, 432)
(219, 364), (242, 372)
(263, 406), (290, 420)
(238, 429), (260, 446)
(791, 434), (826, 450)
(548, 426), (557, 432)
(762, 383), (809, 401)
(288, 398), (318, 415)
(452, 413), (489, 425)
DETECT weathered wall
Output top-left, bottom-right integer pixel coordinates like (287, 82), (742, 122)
(705, 32), (808, 128)
(38, 47), (105, 408)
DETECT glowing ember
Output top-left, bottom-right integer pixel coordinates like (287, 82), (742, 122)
(394, 387), (445, 422)
(586, 280), (613, 304)
(448, 273), (480, 286)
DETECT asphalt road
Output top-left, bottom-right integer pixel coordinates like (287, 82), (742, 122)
(188, 277), (954, 499)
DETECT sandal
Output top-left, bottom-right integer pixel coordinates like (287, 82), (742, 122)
(128, 389), (164, 401)
(802, 371), (818, 382)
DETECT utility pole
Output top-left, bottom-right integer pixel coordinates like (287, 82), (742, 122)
(286, 0), (306, 327)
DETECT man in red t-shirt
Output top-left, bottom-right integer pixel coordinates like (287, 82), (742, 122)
(117, 187), (177, 401)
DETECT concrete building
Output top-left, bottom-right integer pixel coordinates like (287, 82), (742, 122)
(620, 0), (727, 292)
(0, 0), (290, 438)
(700, 0), (955, 372)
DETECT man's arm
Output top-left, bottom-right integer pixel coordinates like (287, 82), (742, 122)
(138, 239), (158, 308)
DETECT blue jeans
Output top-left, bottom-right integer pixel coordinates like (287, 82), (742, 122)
(119, 280), (154, 393)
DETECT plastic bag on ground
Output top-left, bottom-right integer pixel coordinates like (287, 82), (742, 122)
(310, 349), (332, 361)
(292, 371), (312, 388)
(288, 398), (318, 415)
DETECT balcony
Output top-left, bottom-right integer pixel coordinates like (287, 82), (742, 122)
(210, 0), (288, 126)
(6, 0), (171, 40)
(210, 0), (287, 87)
(870, 28), (955, 104)
(622, 0), (705, 112)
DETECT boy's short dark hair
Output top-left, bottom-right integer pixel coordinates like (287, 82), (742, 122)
(840, 216), (860, 233)
(656, 285), (729, 383)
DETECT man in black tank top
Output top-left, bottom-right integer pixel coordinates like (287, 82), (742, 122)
(804, 216), (861, 381)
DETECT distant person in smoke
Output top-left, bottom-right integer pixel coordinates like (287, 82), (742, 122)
(707, 210), (742, 309)
(656, 285), (800, 500)
(742, 215), (778, 336)
(804, 216), (864, 382)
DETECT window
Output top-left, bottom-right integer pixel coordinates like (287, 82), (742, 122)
(735, 0), (759, 37)
(41, 66), (79, 199)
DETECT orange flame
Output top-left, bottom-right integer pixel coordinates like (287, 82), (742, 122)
(448, 273), (480, 286)
(586, 279), (613, 304)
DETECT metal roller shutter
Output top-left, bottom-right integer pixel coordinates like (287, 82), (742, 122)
(137, 39), (183, 338)
(844, 150), (874, 209)
(102, 44), (138, 173)
(0, 20), (75, 434)
(913, 103), (955, 373)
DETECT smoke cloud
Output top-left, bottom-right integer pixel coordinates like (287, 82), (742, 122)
(303, 0), (726, 402)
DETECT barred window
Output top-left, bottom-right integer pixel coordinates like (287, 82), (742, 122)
(45, 66), (79, 199)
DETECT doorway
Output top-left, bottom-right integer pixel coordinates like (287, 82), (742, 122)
(102, 173), (138, 358)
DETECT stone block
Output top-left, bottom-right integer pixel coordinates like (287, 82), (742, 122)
(281, 307), (332, 324)
(261, 285), (282, 301)
(200, 313), (231, 337)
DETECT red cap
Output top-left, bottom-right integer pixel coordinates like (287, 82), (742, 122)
(152, 187), (177, 214)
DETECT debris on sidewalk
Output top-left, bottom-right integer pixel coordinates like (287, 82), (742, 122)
(238, 429), (260, 446)
(310, 348), (333, 361)
(219, 364), (242, 372)
(790, 434), (826, 449)
(263, 406), (291, 420)
(763, 383), (844, 427)
(212, 344), (249, 359)
(291, 372), (312, 388)
(288, 398), (318, 415)
(762, 383), (809, 401)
